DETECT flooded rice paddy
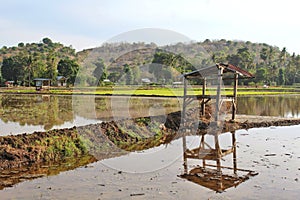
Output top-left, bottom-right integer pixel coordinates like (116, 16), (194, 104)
(1, 125), (299, 199)
(0, 94), (181, 136)
(0, 94), (299, 199)
(0, 94), (299, 136)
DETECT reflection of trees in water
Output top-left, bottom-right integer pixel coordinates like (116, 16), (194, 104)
(72, 96), (106, 119)
(72, 96), (182, 121)
(0, 95), (74, 130)
(237, 96), (300, 117)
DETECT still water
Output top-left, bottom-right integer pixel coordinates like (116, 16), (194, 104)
(237, 95), (300, 118)
(1, 125), (299, 199)
(0, 94), (299, 136)
(0, 94), (299, 199)
(0, 94), (181, 135)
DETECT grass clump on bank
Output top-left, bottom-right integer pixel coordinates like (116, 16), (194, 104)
(0, 127), (89, 169)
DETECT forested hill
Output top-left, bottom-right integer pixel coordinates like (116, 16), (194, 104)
(0, 38), (300, 86)
(0, 38), (78, 85)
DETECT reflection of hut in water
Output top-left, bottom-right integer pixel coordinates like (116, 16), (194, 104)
(180, 131), (258, 193)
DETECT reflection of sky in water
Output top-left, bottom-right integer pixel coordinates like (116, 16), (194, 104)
(0, 116), (100, 136)
(101, 133), (234, 173)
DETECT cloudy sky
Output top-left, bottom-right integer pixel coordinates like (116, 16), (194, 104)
(1, 0), (300, 53)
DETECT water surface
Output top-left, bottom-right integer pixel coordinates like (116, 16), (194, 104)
(1, 125), (299, 199)
(0, 94), (181, 135)
(237, 95), (300, 118)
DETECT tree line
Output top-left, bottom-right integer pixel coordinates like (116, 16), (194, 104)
(1, 38), (300, 87)
(0, 38), (79, 86)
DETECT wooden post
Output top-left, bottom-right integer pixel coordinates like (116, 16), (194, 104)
(201, 78), (206, 116)
(232, 73), (238, 120)
(182, 77), (188, 125)
(232, 131), (237, 174)
(182, 77), (188, 174)
(182, 135), (188, 174)
(201, 135), (206, 167)
(215, 134), (222, 192)
(215, 66), (223, 122)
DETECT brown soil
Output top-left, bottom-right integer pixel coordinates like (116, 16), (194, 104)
(1, 105), (300, 189)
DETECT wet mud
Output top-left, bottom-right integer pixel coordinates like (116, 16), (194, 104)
(1, 105), (300, 190)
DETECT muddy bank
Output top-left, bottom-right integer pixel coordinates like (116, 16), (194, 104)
(0, 119), (175, 189)
(2, 113), (300, 168)
(1, 106), (300, 190)
(1, 107), (300, 171)
(225, 116), (300, 131)
(165, 106), (300, 134)
(0, 118), (174, 170)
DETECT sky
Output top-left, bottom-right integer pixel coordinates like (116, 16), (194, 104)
(1, 0), (300, 54)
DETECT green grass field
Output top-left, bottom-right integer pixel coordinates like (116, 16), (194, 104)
(1, 85), (299, 97)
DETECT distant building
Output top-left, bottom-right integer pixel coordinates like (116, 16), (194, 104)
(141, 78), (151, 85)
(33, 78), (51, 91)
(56, 76), (68, 87)
(172, 81), (183, 88)
(4, 81), (14, 87)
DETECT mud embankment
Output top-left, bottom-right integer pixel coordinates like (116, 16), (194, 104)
(1, 106), (300, 189)
(1, 107), (300, 171)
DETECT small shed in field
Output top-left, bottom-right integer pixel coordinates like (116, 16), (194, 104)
(56, 76), (68, 87)
(182, 63), (254, 122)
(5, 81), (14, 87)
(34, 78), (51, 91)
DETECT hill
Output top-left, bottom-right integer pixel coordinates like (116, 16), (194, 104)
(0, 38), (299, 86)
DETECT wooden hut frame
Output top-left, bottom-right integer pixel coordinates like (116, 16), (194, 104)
(182, 63), (254, 122)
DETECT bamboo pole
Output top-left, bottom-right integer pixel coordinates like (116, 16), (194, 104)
(232, 73), (238, 120)
(215, 66), (223, 122)
(201, 78), (206, 116)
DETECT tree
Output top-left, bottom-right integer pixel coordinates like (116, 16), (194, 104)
(92, 60), (107, 85)
(1, 57), (14, 81)
(1, 55), (27, 84)
(255, 68), (267, 84)
(228, 47), (255, 70)
(278, 68), (285, 85)
(132, 65), (141, 84)
(23, 55), (33, 86)
(45, 51), (59, 81)
(57, 58), (80, 85)
(108, 72), (121, 83)
(123, 64), (133, 85)
(279, 47), (287, 68)
(42, 37), (53, 45)
(18, 42), (24, 47)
